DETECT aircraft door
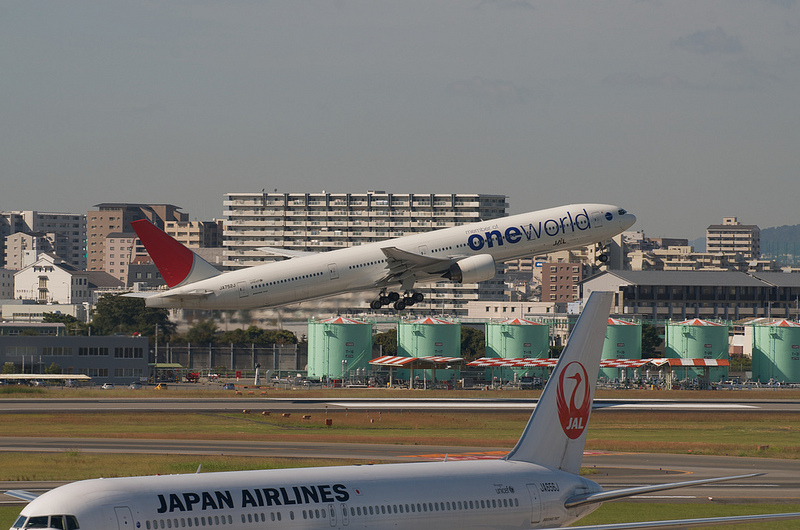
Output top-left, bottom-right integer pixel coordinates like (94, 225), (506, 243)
(328, 263), (339, 280)
(525, 484), (542, 525)
(340, 504), (350, 526)
(114, 507), (133, 530)
(328, 504), (337, 527)
(590, 211), (604, 227)
(237, 281), (249, 298)
(418, 245), (428, 255)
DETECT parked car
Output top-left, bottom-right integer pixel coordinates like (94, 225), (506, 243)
(222, 383), (236, 390)
(101, 383), (115, 390)
(129, 382), (143, 390)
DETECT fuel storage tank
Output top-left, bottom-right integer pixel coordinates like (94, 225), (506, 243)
(665, 318), (729, 383)
(752, 319), (800, 384)
(307, 316), (373, 381)
(485, 318), (549, 380)
(600, 318), (642, 381)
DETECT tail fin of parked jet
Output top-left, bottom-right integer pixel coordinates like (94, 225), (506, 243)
(504, 291), (612, 474)
(131, 220), (221, 288)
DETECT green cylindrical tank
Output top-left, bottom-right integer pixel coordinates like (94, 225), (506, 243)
(485, 318), (549, 381)
(600, 318), (642, 381)
(397, 317), (461, 383)
(665, 318), (729, 383)
(752, 319), (800, 384)
(307, 316), (373, 381)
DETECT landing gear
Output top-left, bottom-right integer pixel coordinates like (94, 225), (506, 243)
(371, 290), (424, 311)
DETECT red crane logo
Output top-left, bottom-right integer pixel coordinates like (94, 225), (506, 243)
(556, 361), (591, 439)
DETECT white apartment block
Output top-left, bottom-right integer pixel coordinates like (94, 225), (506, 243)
(223, 191), (509, 315)
(706, 217), (760, 261)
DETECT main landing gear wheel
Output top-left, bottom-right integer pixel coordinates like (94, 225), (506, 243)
(371, 290), (424, 311)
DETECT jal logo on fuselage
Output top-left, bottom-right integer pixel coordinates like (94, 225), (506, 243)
(466, 209), (595, 252)
(555, 361), (591, 440)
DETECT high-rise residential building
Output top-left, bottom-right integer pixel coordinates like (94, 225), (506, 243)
(87, 204), (187, 272)
(706, 217), (760, 261)
(541, 262), (584, 303)
(165, 220), (223, 248)
(1, 211), (86, 269)
(223, 191), (509, 315)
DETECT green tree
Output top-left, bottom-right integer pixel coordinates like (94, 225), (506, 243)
(2, 362), (15, 374)
(373, 329), (397, 356)
(91, 295), (175, 337)
(641, 322), (663, 355)
(43, 312), (89, 335)
(45, 362), (61, 374)
(460, 327), (485, 361)
(185, 320), (219, 344)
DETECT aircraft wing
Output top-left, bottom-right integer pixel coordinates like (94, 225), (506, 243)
(565, 511), (800, 529)
(5, 490), (40, 502)
(256, 247), (318, 258)
(377, 246), (458, 288)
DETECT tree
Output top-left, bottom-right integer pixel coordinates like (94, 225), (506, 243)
(91, 295), (175, 337)
(43, 312), (89, 335)
(185, 320), (219, 344)
(373, 329), (397, 356)
(460, 327), (485, 361)
(45, 362), (61, 374)
(641, 322), (663, 355)
(2, 362), (15, 374)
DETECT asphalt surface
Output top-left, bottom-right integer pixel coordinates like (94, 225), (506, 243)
(2, 397), (800, 413)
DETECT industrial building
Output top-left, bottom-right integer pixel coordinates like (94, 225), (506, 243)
(584, 270), (800, 321)
(0, 326), (149, 385)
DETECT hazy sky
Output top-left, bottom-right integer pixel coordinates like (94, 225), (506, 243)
(3, 1), (799, 240)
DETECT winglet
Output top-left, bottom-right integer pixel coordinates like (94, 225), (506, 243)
(504, 291), (612, 474)
(131, 220), (221, 288)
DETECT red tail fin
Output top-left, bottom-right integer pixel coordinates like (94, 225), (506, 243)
(131, 220), (200, 288)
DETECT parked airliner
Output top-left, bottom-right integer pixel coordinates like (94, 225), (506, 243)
(6, 292), (799, 529)
(129, 203), (635, 310)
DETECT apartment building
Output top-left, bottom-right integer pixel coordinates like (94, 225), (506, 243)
(1, 211), (86, 269)
(223, 191), (509, 315)
(165, 220), (223, 248)
(706, 217), (760, 261)
(541, 262), (584, 303)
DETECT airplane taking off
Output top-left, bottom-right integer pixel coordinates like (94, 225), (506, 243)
(7, 292), (800, 529)
(129, 203), (635, 310)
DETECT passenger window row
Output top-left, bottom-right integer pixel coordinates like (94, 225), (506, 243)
(146, 514), (233, 529)
(347, 497), (520, 518)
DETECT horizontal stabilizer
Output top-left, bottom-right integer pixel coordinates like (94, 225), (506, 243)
(256, 247), (318, 258)
(565, 473), (763, 508)
(567, 511), (800, 529)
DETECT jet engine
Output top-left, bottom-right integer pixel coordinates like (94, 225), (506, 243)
(445, 254), (496, 284)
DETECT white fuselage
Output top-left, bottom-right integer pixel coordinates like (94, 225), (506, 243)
(14, 460), (602, 530)
(146, 203), (635, 310)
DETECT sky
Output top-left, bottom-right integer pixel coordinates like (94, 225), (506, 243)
(2, 0), (799, 241)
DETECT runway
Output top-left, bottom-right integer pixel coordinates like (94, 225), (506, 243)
(2, 437), (800, 506)
(2, 397), (800, 413)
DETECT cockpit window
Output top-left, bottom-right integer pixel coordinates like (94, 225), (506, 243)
(24, 516), (49, 528)
(14, 515), (79, 529)
(618, 209), (627, 215)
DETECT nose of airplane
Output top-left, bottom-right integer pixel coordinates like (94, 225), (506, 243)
(617, 208), (636, 230)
